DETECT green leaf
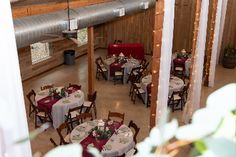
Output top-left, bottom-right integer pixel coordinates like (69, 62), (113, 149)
(203, 137), (236, 157)
(194, 140), (207, 154)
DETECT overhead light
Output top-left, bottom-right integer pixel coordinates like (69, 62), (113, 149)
(113, 8), (125, 17)
(140, 2), (149, 10)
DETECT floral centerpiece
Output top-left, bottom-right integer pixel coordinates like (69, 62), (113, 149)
(49, 87), (68, 99)
(90, 120), (113, 140)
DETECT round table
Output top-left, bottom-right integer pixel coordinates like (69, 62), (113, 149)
(35, 87), (84, 128)
(70, 119), (135, 157)
(141, 75), (184, 104)
(104, 57), (140, 83)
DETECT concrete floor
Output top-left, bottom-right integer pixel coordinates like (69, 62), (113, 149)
(22, 49), (236, 156)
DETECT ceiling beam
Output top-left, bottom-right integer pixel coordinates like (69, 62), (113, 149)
(12, 0), (112, 19)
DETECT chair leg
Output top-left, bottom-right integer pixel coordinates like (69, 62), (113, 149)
(93, 105), (97, 119)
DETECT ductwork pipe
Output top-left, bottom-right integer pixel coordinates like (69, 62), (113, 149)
(14, 0), (155, 48)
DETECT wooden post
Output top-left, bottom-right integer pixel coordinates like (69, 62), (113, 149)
(87, 26), (95, 96)
(150, 0), (165, 128)
(204, 0), (218, 86)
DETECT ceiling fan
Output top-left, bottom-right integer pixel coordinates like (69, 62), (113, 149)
(41, 0), (80, 45)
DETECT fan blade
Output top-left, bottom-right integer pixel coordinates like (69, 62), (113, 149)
(69, 38), (81, 45)
(40, 37), (64, 43)
(43, 33), (62, 38)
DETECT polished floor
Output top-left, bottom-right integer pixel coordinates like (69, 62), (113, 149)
(22, 49), (236, 156)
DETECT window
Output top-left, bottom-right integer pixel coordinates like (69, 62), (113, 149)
(77, 28), (88, 46)
(30, 42), (51, 64)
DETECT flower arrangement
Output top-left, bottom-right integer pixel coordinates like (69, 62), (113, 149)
(90, 120), (112, 140)
(48, 87), (68, 99)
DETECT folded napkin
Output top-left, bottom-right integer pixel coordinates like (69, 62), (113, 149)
(119, 52), (124, 57)
(119, 137), (129, 144)
(38, 92), (47, 96)
(74, 94), (81, 98)
(103, 144), (112, 150)
(72, 134), (83, 141)
(76, 126), (86, 132)
(62, 99), (71, 103)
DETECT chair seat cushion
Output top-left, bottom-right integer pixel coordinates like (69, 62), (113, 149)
(175, 67), (183, 71)
(84, 101), (92, 107)
(37, 112), (46, 117)
(173, 94), (181, 100)
(65, 110), (80, 119)
(115, 71), (123, 76)
(135, 88), (145, 94)
(134, 83), (141, 88)
(125, 148), (136, 157)
(64, 133), (71, 143)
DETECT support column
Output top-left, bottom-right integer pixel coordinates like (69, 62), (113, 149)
(87, 26), (95, 96)
(204, 0), (218, 86)
(150, 0), (165, 128)
(182, 0), (209, 123)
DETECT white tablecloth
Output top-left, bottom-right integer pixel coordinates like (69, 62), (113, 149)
(35, 87), (85, 128)
(70, 120), (135, 157)
(104, 57), (140, 83)
(141, 75), (184, 104)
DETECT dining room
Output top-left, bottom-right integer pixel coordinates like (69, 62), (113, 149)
(0, 0), (236, 157)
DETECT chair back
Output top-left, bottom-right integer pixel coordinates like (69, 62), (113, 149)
(56, 122), (71, 145)
(76, 112), (93, 124)
(66, 105), (84, 128)
(50, 138), (58, 147)
(139, 58), (147, 68)
(108, 111), (125, 124)
(128, 120), (140, 144)
(41, 84), (54, 91)
(87, 91), (97, 102)
(26, 89), (36, 106)
(68, 83), (81, 90)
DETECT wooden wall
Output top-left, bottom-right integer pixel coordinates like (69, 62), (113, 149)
(96, 0), (196, 55)
(18, 31), (100, 81)
(12, 0), (111, 19)
(219, 0), (236, 62)
(172, 0), (196, 52)
(95, 8), (155, 55)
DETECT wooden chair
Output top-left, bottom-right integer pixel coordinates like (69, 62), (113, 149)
(131, 83), (146, 104)
(139, 58), (147, 68)
(56, 122), (71, 145)
(50, 138), (58, 147)
(108, 111), (125, 124)
(146, 83), (151, 107)
(168, 90), (184, 112)
(32, 104), (52, 128)
(65, 105), (84, 129)
(41, 84), (54, 90)
(126, 67), (141, 84)
(182, 83), (189, 104)
(114, 68), (124, 85)
(75, 112), (93, 124)
(26, 89), (36, 117)
(128, 120), (140, 144)
(95, 57), (108, 80)
(68, 83), (81, 90)
(173, 61), (185, 79)
(83, 91), (97, 118)
(114, 39), (122, 44)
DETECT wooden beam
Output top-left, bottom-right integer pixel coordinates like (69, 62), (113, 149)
(204, 0), (218, 86)
(150, 0), (164, 128)
(12, 0), (111, 19)
(87, 26), (95, 96)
